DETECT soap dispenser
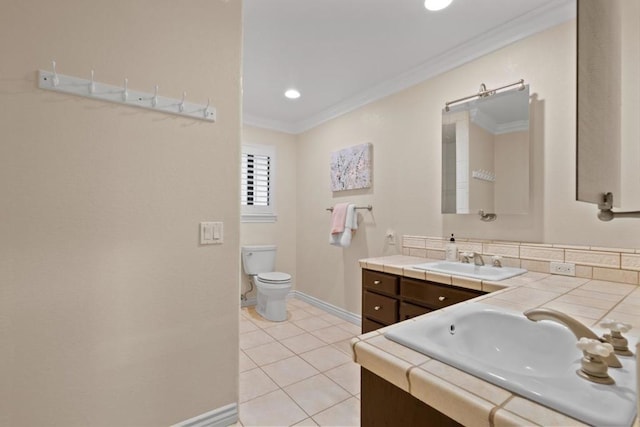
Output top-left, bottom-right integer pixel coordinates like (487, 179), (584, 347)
(446, 234), (458, 262)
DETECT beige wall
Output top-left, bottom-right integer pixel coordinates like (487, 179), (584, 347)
(240, 126), (297, 300)
(294, 20), (640, 315)
(0, 1), (242, 426)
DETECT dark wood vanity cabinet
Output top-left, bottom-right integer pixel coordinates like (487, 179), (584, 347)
(361, 269), (484, 333)
(362, 270), (399, 332)
(361, 268), (486, 426)
(362, 368), (463, 427)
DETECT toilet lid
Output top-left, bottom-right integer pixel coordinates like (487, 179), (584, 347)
(258, 272), (291, 283)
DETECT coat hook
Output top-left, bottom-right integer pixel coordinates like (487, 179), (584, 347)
(178, 91), (186, 112)
(151, 85), (159, 107)
(203, 98), (210, 118)
(51, 60), (59, 87)
(89, 69), (96, 94)
(122, 78), (129, 101)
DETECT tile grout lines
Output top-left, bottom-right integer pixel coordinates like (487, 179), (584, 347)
(239, 301), (361, 426)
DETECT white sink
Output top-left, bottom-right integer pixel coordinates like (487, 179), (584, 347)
(385, 303), (638, 426)
(413, 261), (526, 281)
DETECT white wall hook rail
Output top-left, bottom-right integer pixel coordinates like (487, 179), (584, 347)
(179, 92), (186, 112)
(151, 85), (159, 107)
(89, 69), (96, 94)
(38, 63), (216, 122)
(204, 98), (211, 118)
(51, 60), (59, 87)
(122, 78), (128, 101)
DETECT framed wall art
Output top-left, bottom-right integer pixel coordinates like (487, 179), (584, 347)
(330, 143), (372, 191)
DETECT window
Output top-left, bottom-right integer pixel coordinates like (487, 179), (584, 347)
(241, 144), (277, 222)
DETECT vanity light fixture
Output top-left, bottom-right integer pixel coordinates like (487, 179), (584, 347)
(424, 0), (452, 11)
(445, 79), (525, 111)
(284, 88), (301, 99)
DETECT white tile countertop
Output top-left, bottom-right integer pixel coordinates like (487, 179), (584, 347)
(353, 255), (640, 427)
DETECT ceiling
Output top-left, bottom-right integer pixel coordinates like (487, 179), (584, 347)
(242, 0), (575, 134)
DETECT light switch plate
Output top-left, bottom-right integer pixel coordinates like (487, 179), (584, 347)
(200, 221), (223, 245)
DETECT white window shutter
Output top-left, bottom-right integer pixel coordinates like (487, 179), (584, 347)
(241, 144), (277, 222)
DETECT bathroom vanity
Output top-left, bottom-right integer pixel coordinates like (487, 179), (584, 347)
(362, 269), (485, 333)
(356, 255), (640, 427)
(361, 267), (486, 425)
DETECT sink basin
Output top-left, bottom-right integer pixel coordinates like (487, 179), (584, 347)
(385, 303), (637, 426)
(413, 261), (526, 281)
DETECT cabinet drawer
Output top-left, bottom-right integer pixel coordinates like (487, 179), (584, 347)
(362, 270), (398, 296)
(362, 317), (386, 334)
(363, 291), (398, 325)
(399, 302), (432, 321)
(401, 278), (482, 310)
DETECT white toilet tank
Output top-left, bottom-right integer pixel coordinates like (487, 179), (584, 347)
(241, 245), (277, 275)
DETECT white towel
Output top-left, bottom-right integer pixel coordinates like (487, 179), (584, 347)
(330, 204), (357, 247)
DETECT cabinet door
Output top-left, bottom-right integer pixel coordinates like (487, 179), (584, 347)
(362, 318), (386, 334)
(362, 368), (464, 427)
(399, 302), (432, 321)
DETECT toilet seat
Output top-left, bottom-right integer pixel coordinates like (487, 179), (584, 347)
(257, 272), (291, 284)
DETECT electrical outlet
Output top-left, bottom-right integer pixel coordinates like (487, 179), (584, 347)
(385, 229), (396, 245)
(550, 262), (576, 276)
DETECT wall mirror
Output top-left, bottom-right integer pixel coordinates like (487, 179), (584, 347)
(442, 85), (530, 215)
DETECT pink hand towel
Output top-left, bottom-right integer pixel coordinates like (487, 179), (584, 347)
(330, 203), (350, 234)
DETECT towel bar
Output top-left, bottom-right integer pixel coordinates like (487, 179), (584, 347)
(326, 205), (373, 212)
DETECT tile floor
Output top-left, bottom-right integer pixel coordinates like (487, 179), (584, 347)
(237, 298), (361, 427)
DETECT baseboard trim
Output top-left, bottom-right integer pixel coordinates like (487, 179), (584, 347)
(172, 403), (237, 427)
(241, 291), (361, 327)
(292, 291), (361, 326)
(240, 297), (256, 307)
(241, 291), (298, 308)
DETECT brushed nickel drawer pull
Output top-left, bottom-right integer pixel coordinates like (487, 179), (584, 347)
(438, 296), (446, 302)
(373, 280), (381, 285)
(374, 305), (382, 311)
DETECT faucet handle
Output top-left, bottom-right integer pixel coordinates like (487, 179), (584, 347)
(577, 337), (613, 357)
(491, 255), (502, 267)
(576, 338), (616, 384)
(600, 319), (632, 333)
(460, 252), (474, 263)
(600, 319), (633, 356)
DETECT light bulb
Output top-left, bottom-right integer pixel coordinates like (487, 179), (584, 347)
(424, 0), (452, 11)
(284, 89), (301, 99)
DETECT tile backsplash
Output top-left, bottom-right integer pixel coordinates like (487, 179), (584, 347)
(402, 235), (640, 285)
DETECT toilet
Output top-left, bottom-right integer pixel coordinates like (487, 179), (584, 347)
(241, 245), (292, 322)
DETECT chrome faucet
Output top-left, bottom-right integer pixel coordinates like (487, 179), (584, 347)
(460, 251), (485, 266)
(524, 308), (622, 368)
(460, 252), (472, 263)
(472, 252), (484, 266)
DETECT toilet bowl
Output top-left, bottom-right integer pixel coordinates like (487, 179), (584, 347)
(242, 245), (292, 322)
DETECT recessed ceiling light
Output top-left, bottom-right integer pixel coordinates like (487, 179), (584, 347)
(284, 89), (301, 99)
(424, 0), (452, 11)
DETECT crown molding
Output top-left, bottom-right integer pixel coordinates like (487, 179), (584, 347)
(242, 113), (299, 134)
(243, 0), (576, 135)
